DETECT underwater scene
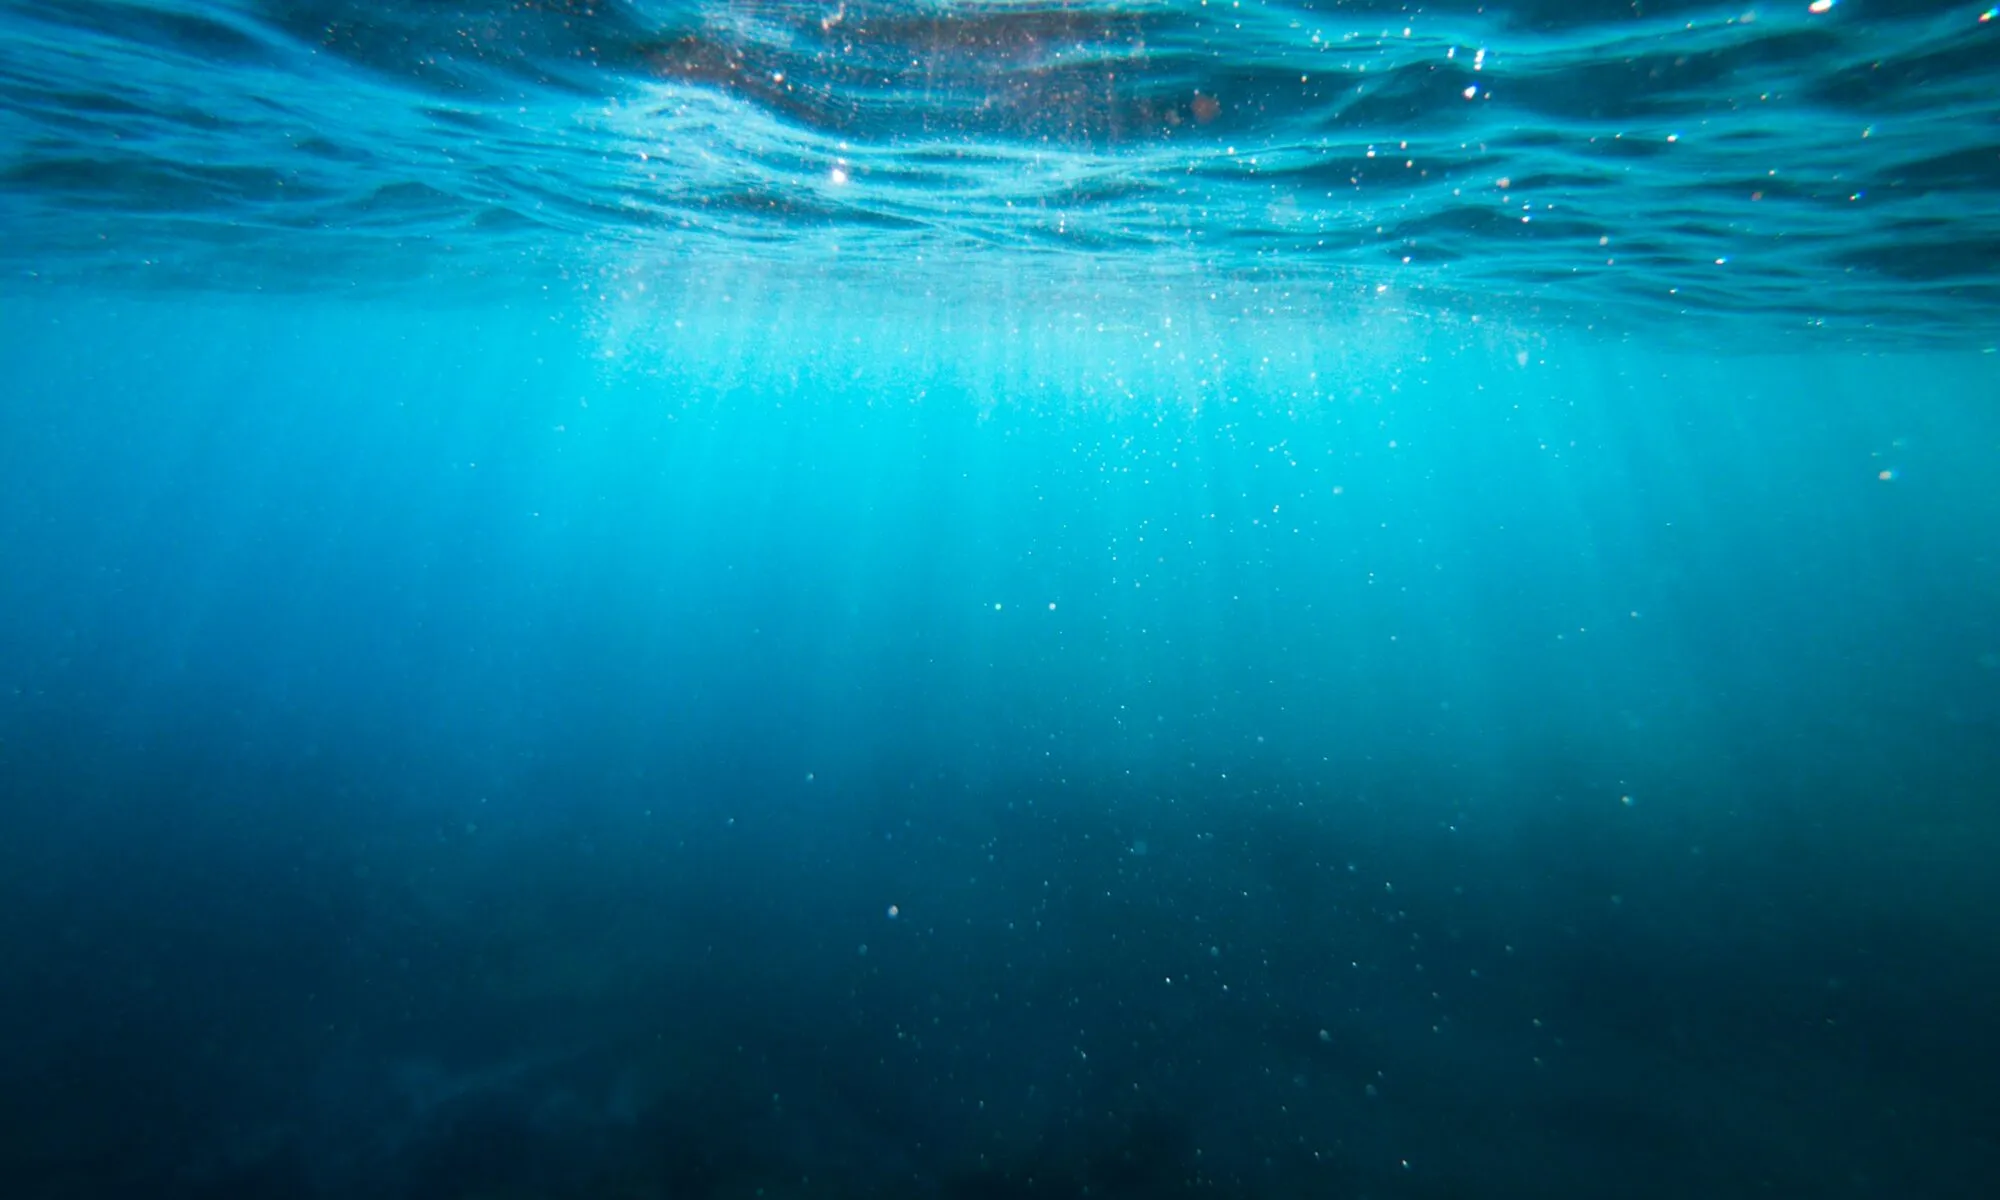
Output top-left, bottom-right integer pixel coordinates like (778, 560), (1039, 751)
(2, 2), (1998, 1197)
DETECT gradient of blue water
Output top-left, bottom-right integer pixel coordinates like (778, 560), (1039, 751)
(5, 285), (1999, 1193)
(4, 4), (2000, 1197)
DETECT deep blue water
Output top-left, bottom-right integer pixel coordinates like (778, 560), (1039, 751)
(3, 4), (2000, 1199)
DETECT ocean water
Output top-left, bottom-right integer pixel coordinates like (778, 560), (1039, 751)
(3, 3), (1999, 1199)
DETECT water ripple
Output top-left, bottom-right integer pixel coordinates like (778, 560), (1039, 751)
(2, 1), (1996, 340)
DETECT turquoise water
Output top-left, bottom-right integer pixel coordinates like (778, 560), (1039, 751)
(3, 4), (1999, 1198)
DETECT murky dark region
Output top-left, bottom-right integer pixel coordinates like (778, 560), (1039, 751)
(2, 3), (1997, 1198)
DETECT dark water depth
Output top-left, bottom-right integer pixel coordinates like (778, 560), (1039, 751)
(4, 294), (1999, 1198)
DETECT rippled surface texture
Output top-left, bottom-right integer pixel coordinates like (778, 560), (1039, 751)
(3, 0), (1998, 337)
